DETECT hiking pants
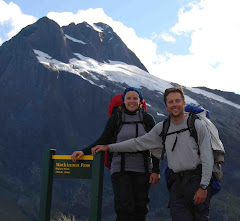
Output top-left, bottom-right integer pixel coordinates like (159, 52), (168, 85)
(111, 171), (150, 221)
(169, 173), (213, 221)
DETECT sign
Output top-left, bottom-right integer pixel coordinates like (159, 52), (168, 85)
(39, 149), (104, 221)
(52, 155), (93, 179)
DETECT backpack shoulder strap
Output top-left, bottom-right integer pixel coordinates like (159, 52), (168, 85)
(187, 113), (200, 154)
(187, 113), (199, 144)
(115, 109), (124, 135)
(142, 111), (153, 132)
(159, 117), (171, 160)
(136, 109), (150, 174)
(139, 108), (147, 131)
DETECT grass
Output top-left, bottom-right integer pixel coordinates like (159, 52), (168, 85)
(50, 213), (88, 221)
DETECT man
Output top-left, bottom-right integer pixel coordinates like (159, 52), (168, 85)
(92, 87), (214, 221)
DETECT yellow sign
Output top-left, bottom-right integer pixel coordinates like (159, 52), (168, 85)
(52, 155), (93, 179)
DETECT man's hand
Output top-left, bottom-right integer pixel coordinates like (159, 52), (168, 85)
(193, 188), (207, 205)
(71, 151), (84, 162)
(149, 173), (160, 186)
(91, 145), (109, 155)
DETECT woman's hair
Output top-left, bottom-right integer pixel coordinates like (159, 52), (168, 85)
(164, 87), (185, 104)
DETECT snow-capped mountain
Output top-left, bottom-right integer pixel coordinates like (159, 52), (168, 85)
(0, 16), (239, 221)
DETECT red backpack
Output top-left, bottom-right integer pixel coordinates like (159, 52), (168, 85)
(104, 94), (147, 169)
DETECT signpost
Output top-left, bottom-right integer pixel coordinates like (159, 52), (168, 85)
(39, 149), (104, 221)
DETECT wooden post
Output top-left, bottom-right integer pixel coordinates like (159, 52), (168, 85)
(39, 149), (55, 221)
(90, 152), (104, 221)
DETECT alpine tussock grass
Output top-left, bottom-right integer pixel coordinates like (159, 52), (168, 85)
(50, 213), (88, 221)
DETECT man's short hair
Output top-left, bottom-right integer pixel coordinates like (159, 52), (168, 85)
(164, 87), (185, 104)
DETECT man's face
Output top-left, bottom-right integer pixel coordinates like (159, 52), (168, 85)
(165, 92), (186, 119)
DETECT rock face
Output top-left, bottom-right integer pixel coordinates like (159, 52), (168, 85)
(62, 21), (147, 70)
(0, 17), (240, 221)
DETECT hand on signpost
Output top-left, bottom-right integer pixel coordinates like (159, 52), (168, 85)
(71, 151), (84, 162)
(92, 145), (109, 155)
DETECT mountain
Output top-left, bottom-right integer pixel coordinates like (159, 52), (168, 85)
(0, 16), (240, 221)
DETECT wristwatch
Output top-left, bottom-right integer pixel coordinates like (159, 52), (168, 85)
(200, 184), (208, 190)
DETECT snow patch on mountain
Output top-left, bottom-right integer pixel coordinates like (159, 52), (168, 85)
(34, 49), (174, 93)
(187, 87), (240, 109)
(93, 24), (104, 32)
(33, 49), (199, 105)
(157, 112), (165, 117)
(74, 53), (175, 93)
(65, 34), (87, 44)
(32, 49), (240, 108)
(33, 49), (98, 86)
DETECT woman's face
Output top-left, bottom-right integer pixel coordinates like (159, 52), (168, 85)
(124, 91), (140, 112)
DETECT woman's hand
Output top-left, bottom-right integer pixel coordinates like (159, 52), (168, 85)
(149, 173), (160, 186)
(91, 145), (109, 155)
(71, 151), (84, 162)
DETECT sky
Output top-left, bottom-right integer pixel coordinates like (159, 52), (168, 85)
(0, 0), (240, 94)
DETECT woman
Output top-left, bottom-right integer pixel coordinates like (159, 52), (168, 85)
(71, 87), (160, 221)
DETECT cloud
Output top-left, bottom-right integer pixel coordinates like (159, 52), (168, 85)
(152, 32), (176, 42)
(0, 1), (36, 41)
(150, 0), (240, 93)
(159, 33), (176, 42)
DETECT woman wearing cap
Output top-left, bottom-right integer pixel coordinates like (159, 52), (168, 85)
(71, 87), (160, 221)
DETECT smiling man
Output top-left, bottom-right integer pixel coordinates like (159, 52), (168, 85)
(92, 87), (214, 221)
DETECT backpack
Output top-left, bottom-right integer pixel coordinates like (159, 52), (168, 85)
(104, 93), (148, 169)
(160, 104), (225, 195)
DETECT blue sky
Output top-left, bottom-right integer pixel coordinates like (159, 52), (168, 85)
(2, 0), (183, 33)
(1, 0), (240, 94)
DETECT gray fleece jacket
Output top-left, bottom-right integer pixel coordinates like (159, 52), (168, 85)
(109, 114), (214, 186)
